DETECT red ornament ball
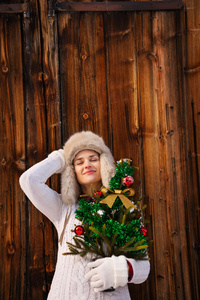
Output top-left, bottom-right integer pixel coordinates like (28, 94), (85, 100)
(75, 225), (84, 235)
(123, 176), (134, 187)
(140, 227), (148, 236)
(93, 191), (102, 197)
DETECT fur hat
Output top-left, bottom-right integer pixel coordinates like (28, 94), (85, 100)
(61, 131), (116, 204)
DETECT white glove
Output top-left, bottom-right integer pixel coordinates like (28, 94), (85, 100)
(48, 149), (65, 173)
(84, 255), (128, 293)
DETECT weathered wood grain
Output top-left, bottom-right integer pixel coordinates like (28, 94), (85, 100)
(0, 3), (29, 14)
(183, 0), (200, 298)
(133, 11), (156, 299)
(104, 11), (142, 299)
(38, 0), (62, 295)
(21, 0), (63, 297)
(23, 0), (49, 298)
(105, 12), (139, 158)
(0, 0), (200, 299)
(58, 11), (109, 140)
(0, 14), (26, 299)
(150, 10), (191, 299)
(55, 1), (184, 12)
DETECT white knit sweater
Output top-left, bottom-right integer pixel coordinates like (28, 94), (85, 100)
(19, 153), (150, 300)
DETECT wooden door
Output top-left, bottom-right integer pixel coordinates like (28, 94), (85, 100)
(0, 0), (199, 299)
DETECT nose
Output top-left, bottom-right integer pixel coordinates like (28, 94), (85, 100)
(84, 159), (92, 169)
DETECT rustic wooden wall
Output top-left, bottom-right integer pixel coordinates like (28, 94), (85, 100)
(0, 0), (199, 299)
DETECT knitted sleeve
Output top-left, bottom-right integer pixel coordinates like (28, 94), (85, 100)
(127, 258), (150, 284)
(19, 151), (65, 224)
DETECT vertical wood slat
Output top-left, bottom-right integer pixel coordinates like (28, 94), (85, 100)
(22, 0), (62, 297)
(23, 0), (48, 298)
(58, 12), (109, 140)
(39, 0), (62, 294)
(136, 9), (193, 299)
(105, 12), (139, 159)
(150, 10), (190, 299)
(0, 15), (26, 300)
(184, 0), (200, 298)
(104, 12), (142, 299)
(134, 12), (156, 299)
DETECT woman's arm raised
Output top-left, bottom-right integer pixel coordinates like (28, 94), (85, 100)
(19, 150), (65, 224)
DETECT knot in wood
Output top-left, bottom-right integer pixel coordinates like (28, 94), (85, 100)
(81, 54), (87, 61)
(159, 134), (166, 143)
(158, 65), (164, 71)
(39, 221), (45, 228)
(82, 113), (89, 120)
(7, 244), (16, 256)
(43, 73), (48, 83)
(163, 250), (169, 257)
(1, 157), (7, 166)
(2, 65), (8, 74)
(172, 231), (178, 236)
(38, 72), (48, 83)
(148, 52), (157, 61)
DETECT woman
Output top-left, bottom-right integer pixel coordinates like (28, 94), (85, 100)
(19, 131), (150, 300)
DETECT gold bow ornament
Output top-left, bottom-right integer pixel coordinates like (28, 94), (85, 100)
(100, 187), (136, 209)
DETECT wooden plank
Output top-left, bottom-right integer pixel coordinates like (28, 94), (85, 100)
(0, 3), (29, 14)
(37, 0), (62, 294)
(22, 0), (62, 296)
(104, 12), (139, 160)
(132, 11), (156, 300)
(0, 1), (199, 300)
(55, 1), (184, 12)
(0, 14), (26, 300)
(153, 10), (191, 299)
(58, 12), (109, 139)
(22, 0), (49, 298)
(183, 0), (200, 298)
(104, 12), (143, 299)
(135, 9), (192, 299)
(0, 1), (184, 14)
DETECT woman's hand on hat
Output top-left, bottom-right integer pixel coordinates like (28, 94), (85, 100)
(48, 149), (65, 173)
(84, 255), (128, 293)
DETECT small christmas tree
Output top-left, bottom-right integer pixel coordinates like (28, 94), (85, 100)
(63, 159), (150, 260)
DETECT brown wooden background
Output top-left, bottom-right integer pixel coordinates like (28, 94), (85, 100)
(0, 0), (199, 299)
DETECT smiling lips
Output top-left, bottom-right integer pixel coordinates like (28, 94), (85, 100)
(83, 170), (96, 175)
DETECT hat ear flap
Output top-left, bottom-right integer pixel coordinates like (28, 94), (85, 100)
(100, 153), (116, 188)
(61, 165), (81, 204)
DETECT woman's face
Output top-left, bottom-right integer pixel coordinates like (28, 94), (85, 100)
(74, 149), (101, 193)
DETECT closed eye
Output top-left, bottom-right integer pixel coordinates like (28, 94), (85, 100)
(90, 158), (98, 162)
(90, 155), (99, 162)
(74, 155), (99, 166)
(74, 160), (83, 166)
